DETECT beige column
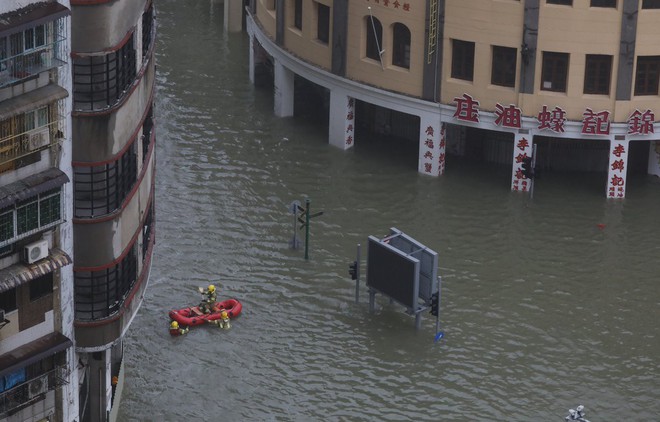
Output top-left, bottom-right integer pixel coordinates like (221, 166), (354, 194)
(224, 0), (243, 33)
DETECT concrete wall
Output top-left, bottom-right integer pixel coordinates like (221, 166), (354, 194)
(71, 0), (148, 52)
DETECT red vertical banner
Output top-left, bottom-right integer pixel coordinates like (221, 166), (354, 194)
(345, 97), (355, 147)
(419, 115), (441, 176)
(607, 140), (628, 199)
(511, 134), (533, 192)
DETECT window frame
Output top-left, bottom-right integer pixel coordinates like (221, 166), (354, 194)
(541, 51), (569, 92)
(590, 0), (617, 7)
(584, 54), (612, 95)
(451, 39), (475, 81)
(491, 45), (517, 88)
(365, 16), (383, 61)
(316, 3), (330, 44)
(392, 23), (411, 69)
(634, 56), (660, 96)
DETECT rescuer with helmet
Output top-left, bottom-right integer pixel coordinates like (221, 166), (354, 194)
(169, 320), (189, 336)
(198, 284), (217, 314)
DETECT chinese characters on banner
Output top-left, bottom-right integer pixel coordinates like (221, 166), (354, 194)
(511, 135), (533, 192)
(607, 142), (628, 198)
(439, 123), (446, 175)
(451, 93), (657, 136)
(420, 118), (440, 175)
(345, 98), (355, 147)
(365, 0), (411, 11)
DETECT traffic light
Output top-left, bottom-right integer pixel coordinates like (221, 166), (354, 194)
(429, 292), (439, 316)
(348, 261), (358, 280)
(521, 156), (534, 179)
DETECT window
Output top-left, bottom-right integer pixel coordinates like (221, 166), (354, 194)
(16, 200), (39, 235)
(584, 54), (612, 94)
(365, 16), (383, 61)
(316, 3), (330, 44)
(73, 34), (137, 111)
(642, 0), (660, 8)
(491, 46), (517, 87)
(541, 51), (569, 92)
(294, 0), (303, 30)
(547, 0), (572, 4)
(142, 2), (154, 58)
(0, 288), (17, 312)
(0, 189), (63, 248)
(30, 273), (53, 301)
(591, 0), (616, 6)
(392, 23), (411, 69)
(0, 208), (13, 243)
(634, 56), (660, 95)
(39, 188), (62, 226)
(451, 39), (475, 81)
(74, 142), (138, 218)
(74, 245), (138, 320)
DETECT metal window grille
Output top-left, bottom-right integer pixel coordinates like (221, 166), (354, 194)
(142, 106), (154, 164)
(0, 18), (67, 88)
(73, 34), (137, 111)
(73, 142), (137, 218)
(142, 3), (154, 58)
(0, 189), (64, 249)
(74, 244), (137, 321)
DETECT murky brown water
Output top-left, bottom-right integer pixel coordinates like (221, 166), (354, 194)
(118, 1), (660, 420)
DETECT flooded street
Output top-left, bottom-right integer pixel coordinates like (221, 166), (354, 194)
(118, 1), (660, 420)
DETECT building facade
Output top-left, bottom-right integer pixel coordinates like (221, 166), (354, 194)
(0, 0), (156, 421)
(244, 0), (660, 197)
(0, 1), (78, 421)
(70, 0), (155, 421)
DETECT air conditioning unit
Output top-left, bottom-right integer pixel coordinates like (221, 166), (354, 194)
(28, 128), (49, 150)
(28, 377), (48, 399)
(23, 240), (49, 264)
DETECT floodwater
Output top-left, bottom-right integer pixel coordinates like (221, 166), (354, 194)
(118, 1), (660, 420)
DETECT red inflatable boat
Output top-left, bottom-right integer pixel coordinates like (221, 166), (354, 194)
(168, 298), (242, 327)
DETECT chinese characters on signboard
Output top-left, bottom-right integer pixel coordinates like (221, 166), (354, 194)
(451, 93), (656, 136)
(511, 136), (532, 192)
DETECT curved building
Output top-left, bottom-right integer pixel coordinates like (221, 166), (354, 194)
(244, 0), (660, 197)
(70, 0), (155, 420)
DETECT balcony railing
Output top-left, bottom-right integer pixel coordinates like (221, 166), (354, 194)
(0, 366), (68, 417)
(0, 40), (67, 89)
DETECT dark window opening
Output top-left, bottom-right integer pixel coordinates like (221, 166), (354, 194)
(29, 273), (53, 301)
(317, 3), (330, 44)
(366, 16), (383, 61)
(541, 51), (569, 92)
(584, 54), (612, 95)
(642, 0), (660, 8)
(547, 0), (573, 5)
(294, 0), (303, 30)
(591, 0), (617, 7)
(392, 23), (411, 69)
(491, 45), (517, 87)
(634, 56), (660, 95)
(452, 39), (475, 81)
(0, 288), (17, 312)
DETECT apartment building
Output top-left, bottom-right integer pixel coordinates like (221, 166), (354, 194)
(0, 1), (78, 421)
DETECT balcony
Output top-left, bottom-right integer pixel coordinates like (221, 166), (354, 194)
(0, 366), (68, 417)
(0, 42), (67, 88)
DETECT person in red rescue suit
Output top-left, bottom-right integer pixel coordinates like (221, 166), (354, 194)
(169, 320), (189, 336)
